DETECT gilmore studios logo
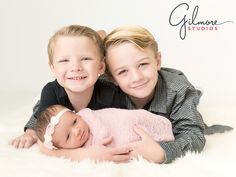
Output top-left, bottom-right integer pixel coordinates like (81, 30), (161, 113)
(169, 2), (234, 40)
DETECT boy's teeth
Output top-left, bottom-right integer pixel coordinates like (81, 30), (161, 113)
(71, 76), (85, 80)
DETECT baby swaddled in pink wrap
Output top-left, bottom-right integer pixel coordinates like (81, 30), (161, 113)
(80, 108), (175, 147)
(36, 105), (174, 150)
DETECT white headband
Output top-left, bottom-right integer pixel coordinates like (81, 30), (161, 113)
(43, 108), (70, 149)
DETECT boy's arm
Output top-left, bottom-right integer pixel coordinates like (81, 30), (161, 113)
(25, 82), (60, 131)
(159, 86), (205, 163)
(10, 101), (40, 149)
(10, 82), (60, 149)
(120, 85), (205, 163)
(24, 100), (40, 131)
(37, 138), (130, 163)
(10, 128), (38, 149)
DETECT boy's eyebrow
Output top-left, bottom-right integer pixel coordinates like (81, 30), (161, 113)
(137, 57), (150, 62)
(113, 57), (150, 72)
(114, 65), (126, 72)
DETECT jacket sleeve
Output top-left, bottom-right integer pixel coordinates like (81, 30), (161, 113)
(24, 100), (40, 131)
(159, 86), (206, 163)
(24, 82), (59, 131)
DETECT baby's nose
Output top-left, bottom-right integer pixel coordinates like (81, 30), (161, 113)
(72, 127), (81, 136)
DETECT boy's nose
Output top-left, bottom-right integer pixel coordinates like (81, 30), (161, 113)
(131, 69), (143, 82)
(71, 60), (82, 72)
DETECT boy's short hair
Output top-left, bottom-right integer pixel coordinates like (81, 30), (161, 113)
(48, 25), (104, 64)
(104, 25), (159, 55)
(103, 25), (159, 77)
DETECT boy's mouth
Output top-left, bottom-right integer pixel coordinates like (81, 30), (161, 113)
(68, 76), (87, 80)
(131, 81), (148, 89)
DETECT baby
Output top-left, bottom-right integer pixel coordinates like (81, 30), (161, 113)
(36, 105), (175, 149)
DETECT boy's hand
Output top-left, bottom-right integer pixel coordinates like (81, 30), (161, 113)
(10, 129), (38, 149)
(87, 136), (130, 163)
(122, 126), (166, 163)
(37, 136), (130, 163)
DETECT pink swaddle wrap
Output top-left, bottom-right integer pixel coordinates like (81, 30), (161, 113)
(77, 108), (175, 147)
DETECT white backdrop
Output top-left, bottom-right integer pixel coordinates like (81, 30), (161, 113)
(0, 0), (235, 108)
(0, 1), (236, 177)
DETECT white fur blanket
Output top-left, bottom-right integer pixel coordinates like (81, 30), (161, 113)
(1, 102), (235, 177)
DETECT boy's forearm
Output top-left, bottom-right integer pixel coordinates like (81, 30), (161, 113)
(50, 149), (88, 161)
(24, 115), (37, 131)
(25, 128), (37, 136)
(159, 131), (205, 163)
(163, 85), (206, 163)
(37, 140), (88, 161)
(24, 100), (40, 131)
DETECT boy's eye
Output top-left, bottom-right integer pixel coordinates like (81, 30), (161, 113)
(118, 70), (128, 76)
(58, 59), (69, 63)
(81, 57), (92, 61)
(139, 63), (149, 68)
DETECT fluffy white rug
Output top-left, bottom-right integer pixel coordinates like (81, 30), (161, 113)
(0, 103), (235, 177)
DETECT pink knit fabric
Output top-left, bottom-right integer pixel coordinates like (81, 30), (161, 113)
(77, 108), (175, 148)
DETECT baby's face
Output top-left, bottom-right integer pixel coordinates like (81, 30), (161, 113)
(52, 110), (90, 149)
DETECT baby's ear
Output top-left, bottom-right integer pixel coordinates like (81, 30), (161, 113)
(97, 30), (107, 39)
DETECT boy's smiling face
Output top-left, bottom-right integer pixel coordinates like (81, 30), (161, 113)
(49, 36), (105, 94)
(106, 42), (161, 107)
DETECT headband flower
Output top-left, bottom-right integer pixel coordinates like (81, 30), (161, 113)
(43, 108), (70, 149)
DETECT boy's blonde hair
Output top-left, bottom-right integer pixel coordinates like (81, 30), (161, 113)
(103, 25), (159, 77)
(36, 104), (64, 142)
(104, 25), (159, 56)
(48, 25), (104, 64)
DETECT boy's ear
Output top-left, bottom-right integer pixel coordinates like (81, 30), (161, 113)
(99, 58), (106, 75)
(156, 52), (162, 71)
(48, 61), (56, 78)
(97, 30), (107, 39)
